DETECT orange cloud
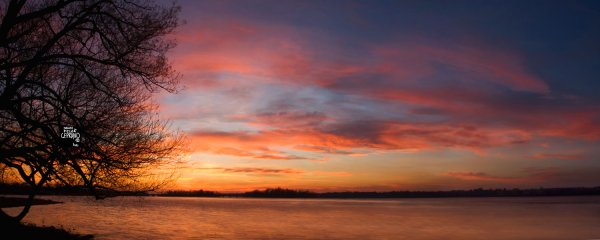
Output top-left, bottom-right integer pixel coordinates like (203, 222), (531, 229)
(187, 121), (533, 160)
(310, 171), (353, 177)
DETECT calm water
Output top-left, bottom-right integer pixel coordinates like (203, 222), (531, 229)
(5, 195), (600, 239)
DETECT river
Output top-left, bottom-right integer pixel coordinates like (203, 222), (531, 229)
(5, 195), (600, 239)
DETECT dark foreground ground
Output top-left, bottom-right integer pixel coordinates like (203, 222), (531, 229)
(0, 197), (93, 240)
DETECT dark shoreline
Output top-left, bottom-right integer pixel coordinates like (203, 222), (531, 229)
(159, 186), (600, 199)
(0, 197), (93, 240)
(3, 185), (600, 199)
(0, 197), (61, 208)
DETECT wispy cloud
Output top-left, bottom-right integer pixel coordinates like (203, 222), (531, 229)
(532, 153), (586, 161)
(445, 167), (560, 184)
(199, 167), (304, 174)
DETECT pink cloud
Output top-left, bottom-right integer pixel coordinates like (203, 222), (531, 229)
(445, 167), (559, 184)
(446, 172), (522, 183)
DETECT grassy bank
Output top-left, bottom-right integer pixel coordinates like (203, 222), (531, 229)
(0, 197), (93, 240)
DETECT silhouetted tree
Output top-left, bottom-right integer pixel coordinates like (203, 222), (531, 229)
(0, 0), (183, 222)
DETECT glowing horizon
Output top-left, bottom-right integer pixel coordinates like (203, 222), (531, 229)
(159, 0), (600, 192)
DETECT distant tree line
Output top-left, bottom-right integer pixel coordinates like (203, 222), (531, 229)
(161, 189), (220, 197)
(5, 184), (600, 198)
(163, 187), (600, 198)
(5, 184), (599, 199)
(243, 187), (318, 198)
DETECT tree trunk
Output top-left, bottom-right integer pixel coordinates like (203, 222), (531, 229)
(0, 192), (35, 223)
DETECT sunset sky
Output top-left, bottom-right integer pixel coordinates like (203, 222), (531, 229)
(159, 0), (600, 192)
